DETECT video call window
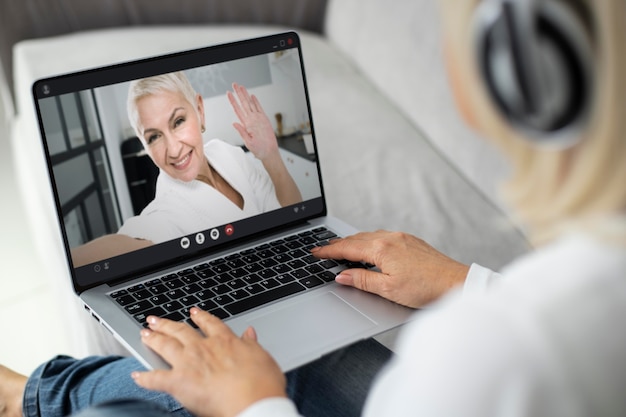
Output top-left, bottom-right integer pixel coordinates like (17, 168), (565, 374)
(38, 48), (321, 264)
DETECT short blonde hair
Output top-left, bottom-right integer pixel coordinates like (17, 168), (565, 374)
(127, 71), (199, 138)
(439, 0), (626, 245)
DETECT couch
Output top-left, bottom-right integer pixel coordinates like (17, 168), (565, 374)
(0, 0), (529, 358)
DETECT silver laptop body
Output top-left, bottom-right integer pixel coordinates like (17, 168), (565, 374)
(32, 32), (413, 371)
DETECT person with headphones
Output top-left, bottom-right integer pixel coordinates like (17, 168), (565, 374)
(1, 0), (624, 416)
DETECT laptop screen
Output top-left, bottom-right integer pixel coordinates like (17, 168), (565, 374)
(32, 32), (326, 292)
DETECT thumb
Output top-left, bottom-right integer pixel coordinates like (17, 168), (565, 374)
(241, 326), (258, 341)
(335, 269), (386, 298)
(131, 369), (175, 393)
(233, 123), (250, 141)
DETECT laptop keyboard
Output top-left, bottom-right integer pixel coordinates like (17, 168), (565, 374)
(109, 227), (365, 328)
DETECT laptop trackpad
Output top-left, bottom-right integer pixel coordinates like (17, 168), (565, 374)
(248, 292), (377, 368)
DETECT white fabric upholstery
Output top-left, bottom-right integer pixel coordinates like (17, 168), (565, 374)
(325, 0), (510, 204)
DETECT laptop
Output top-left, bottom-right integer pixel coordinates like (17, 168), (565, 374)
(32, 31), (413, 371)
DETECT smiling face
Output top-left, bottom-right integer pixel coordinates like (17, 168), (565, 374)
(136, 90), (208, 182)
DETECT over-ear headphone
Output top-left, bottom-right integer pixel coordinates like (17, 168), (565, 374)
(473, 0), (594, 147)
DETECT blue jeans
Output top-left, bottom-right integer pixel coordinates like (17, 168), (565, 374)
(23, 338), (391, 417)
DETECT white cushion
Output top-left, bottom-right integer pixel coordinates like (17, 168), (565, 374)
(325, 0), (510, 203)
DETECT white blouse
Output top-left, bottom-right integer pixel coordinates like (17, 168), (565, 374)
(118, 139), (280, 243)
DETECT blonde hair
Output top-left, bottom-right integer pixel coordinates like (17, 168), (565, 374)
(440, 0), (626, 245)
(127, 71), (199, 138)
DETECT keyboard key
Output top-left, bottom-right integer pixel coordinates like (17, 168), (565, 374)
(243, 274), (262, 284)
(177, 268), (194, 277)
(163, 301), (183, 312)
(214, 294), (234, 306)
(302, 255), (319, 264)
(244, 263), (263, 273)
(225, 282), (306, 316)
(148, 284), (168, 294)
(214, 284), (231, 295)
(299, 276), (324, 289)
(196, 290), (215, 300)
(182, 284), (201, 294)
(196, 269), (215, 279)
(134, 306), (166, 324)
(115, 295), (135, 306)
(300, 236), (316, 245)
(242, 254), (260, 264)
(209, 308), (230, 320)
(245, 284), (264, 294)
(163, 311), (185, 322)
(276, 274), (296, 284)
(165, 278), (185, 289)
(229, 289), (250, 300)
(110, 289), (129, 298)
(274, 253), (292, 263)
(179, 295), (200, 307)
(193, 263), (210, 271)
(149, 294), (170, 305)
(133, 289), (152, 300)
(166, 289), (186, 300)
(258, 258), (278, 269)
(257, 249), (274, 258)
(228, 279), (246, 290)
(271, 244), (289, 254)
(210, 258), (226, 266)
(163, 274), (179, 281)
(212, 264), (231, 274)
(287, 249), (307, 258)
(319, 259), (339, 269)
(230, 268), (247, 278)
(198, 278), (218, 289)
(260, 278), (280, 290)
(291, 268), (309, 279)
(181, 273), (200, 284)
(285, 240), (304, 250)
(225, 253), (241, 261)
(227, 259), (246, 269)
(198, 300), (218, 311)
(127, 284), (145, 292)
(287, 259), (306, 269)
(318, 271), (336, 282)
(125, 300), (152, 314)
(315, 230), (337, 241)
(258, 269), (277, 279)
(305, 264), (324, 274)
(273, 264), (292, 274)
(214, 273), (233, 284)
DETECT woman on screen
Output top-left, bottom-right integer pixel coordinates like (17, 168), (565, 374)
(71, 73), (301, 266)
